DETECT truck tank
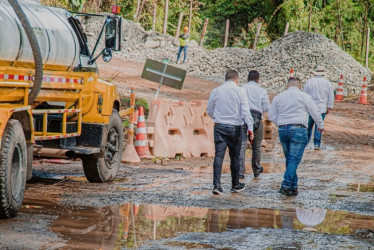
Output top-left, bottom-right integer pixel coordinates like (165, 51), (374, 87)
(0, 0), (79, 71)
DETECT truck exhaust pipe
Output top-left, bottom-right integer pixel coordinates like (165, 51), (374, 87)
(33, 147), (76, 159)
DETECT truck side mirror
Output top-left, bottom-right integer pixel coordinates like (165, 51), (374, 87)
(105, 17), (121, 51)
(102, 48), (112, 62)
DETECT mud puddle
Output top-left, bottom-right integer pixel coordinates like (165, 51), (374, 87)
(20, 199), (374, 249)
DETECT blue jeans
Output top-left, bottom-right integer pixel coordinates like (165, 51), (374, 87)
(278, 125), (308, 189)
(176, 46), (188, 63)
(308, 113), (326, 146)
(213, 124), (242, 187)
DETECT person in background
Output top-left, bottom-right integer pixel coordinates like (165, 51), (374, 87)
(207, 70), (253, 195)
(240, 70), (270, 179)
(269, 77), (324, 196)
(176, 26), (190, 64)
(303, 66), (334, 150)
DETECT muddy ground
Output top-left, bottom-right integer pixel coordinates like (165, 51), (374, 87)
(1, 59), (374, 249)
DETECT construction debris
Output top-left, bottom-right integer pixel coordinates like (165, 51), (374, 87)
(82, 17), (371, 95)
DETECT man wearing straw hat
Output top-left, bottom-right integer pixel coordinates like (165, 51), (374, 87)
(303, 66), (334, 150)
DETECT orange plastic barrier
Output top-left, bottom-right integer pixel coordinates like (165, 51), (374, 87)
(188, 100), (215, 157)
(147, 99), (214, 158)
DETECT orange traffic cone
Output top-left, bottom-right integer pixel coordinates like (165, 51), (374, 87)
(359, 76), (369, 105)
(121, 112), (141, 163)
(289, 68), (294, 78)
(335, 75), (344, 102)
(135, 106), (153, 158)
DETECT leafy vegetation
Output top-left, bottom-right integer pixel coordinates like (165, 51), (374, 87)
(42, 0), (374, 71)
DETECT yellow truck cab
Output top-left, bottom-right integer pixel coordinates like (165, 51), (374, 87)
(0, 0), (124, 218)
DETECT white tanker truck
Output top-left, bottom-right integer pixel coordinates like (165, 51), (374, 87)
(0, 0), (125, 218)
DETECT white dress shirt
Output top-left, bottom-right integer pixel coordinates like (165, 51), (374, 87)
(269, 86), (324, 129)
(207, 81), (253, 131)
(303, 76), (334, 113)
(242, 81), (270, 117)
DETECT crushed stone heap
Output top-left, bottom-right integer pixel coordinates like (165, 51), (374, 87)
(82, 17), (254, 76)
(82, 17), (371, 94)
(238, 31), (371, 94)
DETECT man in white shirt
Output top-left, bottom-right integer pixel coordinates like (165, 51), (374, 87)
(207, 70), (254, 195)
(303, 66), (334, 150)
(269, 77), (324, 196)
(240, 70), (270, 179)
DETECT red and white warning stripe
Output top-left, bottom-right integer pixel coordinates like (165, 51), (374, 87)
(35, 132), (80, 141)
(0, 74), (30, 81)
(362, 76), (368, 96)
(0, 74), (82, 84)
(289, 68), (294, 78)
(336, 75), (344, 95)
(32, 109), (81, 114)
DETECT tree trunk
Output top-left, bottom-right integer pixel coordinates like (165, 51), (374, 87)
(199, 18), (209, 46)
(365, 27), (370, 68)
(162, 0), (168, 35)
(307, 3), (312, 32)
(175, 12), (183, 38)
(334, 26), (339, 42)
(284, 22), (289, 36)
(224, 19), (229, 47)
(361, 5), (368, 56)
(152, 1), (157, 31)
(188, 0), (193, 32)
(137, 0), (147, 22)
(252, 23), (262, 51)
(134, 0), (141, 21)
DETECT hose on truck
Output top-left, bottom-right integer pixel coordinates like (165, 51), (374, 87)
(8, 0), (43, 104)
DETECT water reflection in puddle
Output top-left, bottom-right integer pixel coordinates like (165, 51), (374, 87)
(21, 199), (374, 249)
(347, 183), (374, 192)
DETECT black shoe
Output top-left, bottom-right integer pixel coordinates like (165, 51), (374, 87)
(279, 186), (298, 196)
(231, 183), (246, 193)
(239, 175), (245, 179)
(212, 186), (223, 195)
(291, 188), (298, 196)
(254, 166), (264, 178)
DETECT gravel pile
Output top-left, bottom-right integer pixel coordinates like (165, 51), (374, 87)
(82, 17), (371, 94)
(238, 31), (371, 94)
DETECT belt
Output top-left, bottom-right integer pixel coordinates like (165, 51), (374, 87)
(214, 123), (242, 128)
(279, 124), (306, 128)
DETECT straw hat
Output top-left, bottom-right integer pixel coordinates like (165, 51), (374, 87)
(312, 66), (327, 76)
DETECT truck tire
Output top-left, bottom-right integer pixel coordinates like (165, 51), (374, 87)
(82, 110), (123, 183)
(26, 143), (33, 181)
(0, 120), (27, 219)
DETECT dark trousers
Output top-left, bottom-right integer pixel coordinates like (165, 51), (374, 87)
(307, 113), (326, 147)
(213, 124), (242, 187)
(239, 121), (264, 175)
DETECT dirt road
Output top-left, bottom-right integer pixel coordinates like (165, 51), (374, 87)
(1, 60), (374, 249)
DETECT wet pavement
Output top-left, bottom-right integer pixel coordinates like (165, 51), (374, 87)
(9, 198), (373, 249)
(2, 102), (374, 249)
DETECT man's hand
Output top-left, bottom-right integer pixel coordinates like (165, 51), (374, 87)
(248, 130), (254, 144)
(318, 128), (324, 133)
(326, 108), (331, 115)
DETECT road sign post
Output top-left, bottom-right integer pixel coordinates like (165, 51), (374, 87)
(141, 58), (187, 99)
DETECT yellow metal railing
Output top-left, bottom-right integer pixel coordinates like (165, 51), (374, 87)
(32, 96), (82, 140)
